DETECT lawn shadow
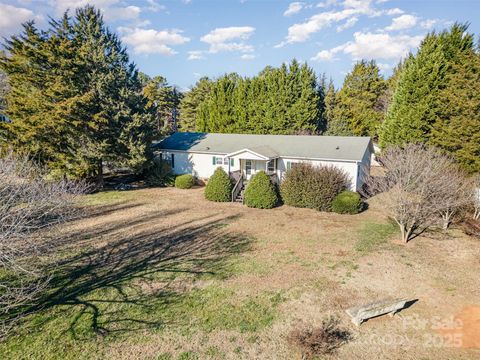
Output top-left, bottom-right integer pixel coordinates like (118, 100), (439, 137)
(19, 202), (249, 339)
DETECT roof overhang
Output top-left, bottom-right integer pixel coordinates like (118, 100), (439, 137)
(225, 148), (278, 161)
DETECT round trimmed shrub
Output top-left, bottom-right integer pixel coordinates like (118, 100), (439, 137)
(244, 171), (279, 209)
(205, 167), (232, 202)
(175, 174), (195, 189)
(332, 191), (363, 214)
(280, 163), (349, 212)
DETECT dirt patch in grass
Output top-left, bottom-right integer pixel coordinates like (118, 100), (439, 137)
(1, 187), (479, 360)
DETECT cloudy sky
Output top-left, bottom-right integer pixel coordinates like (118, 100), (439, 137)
(0, 0), (478, 89)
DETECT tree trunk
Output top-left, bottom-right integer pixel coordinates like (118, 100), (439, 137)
(95, 159), (104, 190)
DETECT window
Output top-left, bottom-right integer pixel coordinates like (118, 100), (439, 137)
(267, 159), (275, 173)
(223, 157), (229, 165)
(216, 157), (223, 165)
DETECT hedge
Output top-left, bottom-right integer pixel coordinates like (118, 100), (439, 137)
(205, 167), (232, 202)
(280, 163), (349, 211)
(332, 191), (363, 214)
(244, 171), (279, 209)
(175, 174), (195, 189)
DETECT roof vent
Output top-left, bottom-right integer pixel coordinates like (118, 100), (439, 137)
(336, 146), (340, 150)
(206, 146), (210, 150)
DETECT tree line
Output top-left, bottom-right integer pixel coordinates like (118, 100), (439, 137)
(0, 6), (478, 178)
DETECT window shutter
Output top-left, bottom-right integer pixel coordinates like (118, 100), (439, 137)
(212, 156), (216, 165)
(230, 158), (234, 167)
(287, 161), (291, 170)
(171, 154), (175, 168)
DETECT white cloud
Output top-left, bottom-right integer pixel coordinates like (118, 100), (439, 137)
(240, 54), (256, 60)
(146, 0), (166, 12)
(377, 62), (392, 71)
(188, 50), (205, 60)
(200, 26), (255, 53)
(385, 7), (403, 15)
(312, 31), (423, 61)
(51, 0), (144, 21)
(337, 16), (358, 31)
(316, 0), (337, 8)
(420, 19), (438, 29)
(0, 3), (41, 37)
(284, 2), (304, 17)
(104, 6), (141, 21)
(119, 27), (190, 55)
(385, 14), (418, 31)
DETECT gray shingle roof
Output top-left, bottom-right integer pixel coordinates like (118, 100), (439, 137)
(154, 132), (372, 162)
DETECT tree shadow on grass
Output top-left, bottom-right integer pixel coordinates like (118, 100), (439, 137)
(19, 202), (250, 339)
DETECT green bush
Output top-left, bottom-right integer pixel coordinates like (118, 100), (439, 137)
(332, 191), (363, 214)
(145, 157), (175, 187)
(280, 163), (349, 212)
(244, 171), (279, 209)
(175, 174), (195, 189)
(205, 167), (232, 202)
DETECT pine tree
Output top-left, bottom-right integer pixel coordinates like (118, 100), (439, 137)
(178, 77), (211, 131)
(143, 75), (182, 136)
(379, 24), (473, 148)
(0, 7), (153, 180)
(331, 60), (386, 138)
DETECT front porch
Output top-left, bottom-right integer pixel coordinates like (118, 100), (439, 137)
(226, 147), (280, 203)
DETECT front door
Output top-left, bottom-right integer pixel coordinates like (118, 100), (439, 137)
(245, 159), (253, 180)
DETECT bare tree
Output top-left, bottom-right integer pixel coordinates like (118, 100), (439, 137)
(0, 151), (85, 337)
(473, 175), (480, 220)
(367, 144), (469, 242)
(435, 163), (473, 230)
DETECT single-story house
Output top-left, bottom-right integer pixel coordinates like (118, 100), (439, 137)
(154, 132), (373, 194)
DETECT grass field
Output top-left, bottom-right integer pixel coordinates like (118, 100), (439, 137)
(1, 187), (479, 359)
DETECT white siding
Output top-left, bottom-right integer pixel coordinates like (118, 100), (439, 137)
(357, 146), (372, 190)
(162, 151), (240, 179)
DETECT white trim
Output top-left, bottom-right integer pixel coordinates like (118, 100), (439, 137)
(160, 148), (361, 163)
(225, 148), (272, 160)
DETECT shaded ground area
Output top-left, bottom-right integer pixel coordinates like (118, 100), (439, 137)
(1, 187), (479, 359)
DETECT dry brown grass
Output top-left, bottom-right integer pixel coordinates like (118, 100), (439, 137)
(3, 186), (479, 360)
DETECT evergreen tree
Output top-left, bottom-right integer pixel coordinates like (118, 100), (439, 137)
(0, 7), (153, 181)
(194, 60), (322, 135)
(143, 75), (182, 136)
(379, 24), (473, 148)
(431, 52), (480, 173)
(178, 77), (212, 131)
(331, 60), (386, 137)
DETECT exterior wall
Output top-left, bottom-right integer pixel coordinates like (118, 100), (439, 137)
(161, 151), (240, 179)
(277, 157), (360, 191)
(161, 149), (372, 192)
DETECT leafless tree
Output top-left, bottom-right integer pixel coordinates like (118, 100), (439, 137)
(473, 175), (480, 220)
(0, 151), (86, 337)
(367, 144), (470, 242)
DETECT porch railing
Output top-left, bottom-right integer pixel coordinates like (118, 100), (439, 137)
(231, 173), (244, 202)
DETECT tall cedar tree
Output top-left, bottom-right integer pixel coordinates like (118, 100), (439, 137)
(430, 52), (480, 173)
(178, 77), (212, 131)
(194, 60), (322, 134)
(379, 24), (473, 150)
(143, 75), (182, 137)
(330, 60), (386, 138)
(0, 7), (153, 180)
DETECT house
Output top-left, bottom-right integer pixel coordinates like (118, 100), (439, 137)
(154, 132), (373, 194)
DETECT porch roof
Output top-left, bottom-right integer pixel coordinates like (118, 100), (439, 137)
(226, 146), (279, 160)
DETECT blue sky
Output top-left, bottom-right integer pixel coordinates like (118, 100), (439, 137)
(1, 0), (479, 90)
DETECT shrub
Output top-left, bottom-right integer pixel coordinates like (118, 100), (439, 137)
(205, 167), (232, 202)
(175, 174), (195, 189)
(281, 163), (349, 211)
(244, 171), (278, 209)
(288, 316), (351, 359)
(145, 157), (175, 187)
(332, 191), (363, 214)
